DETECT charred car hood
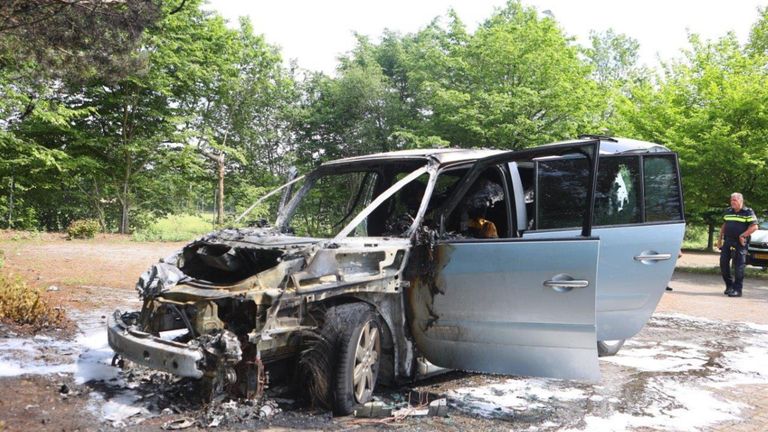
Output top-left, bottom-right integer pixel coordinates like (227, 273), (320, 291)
(137, 227), (324, 298)
(192, 227), (324, 248)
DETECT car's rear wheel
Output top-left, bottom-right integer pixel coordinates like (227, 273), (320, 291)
(333, 305), (381, 415)
(597, 339), (625, 357)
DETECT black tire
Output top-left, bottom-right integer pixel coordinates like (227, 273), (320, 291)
(597, 339), (625, 357)
(333, 304), (382, 415)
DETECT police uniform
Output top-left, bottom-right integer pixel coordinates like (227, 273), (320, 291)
(720, 206), (758, 296)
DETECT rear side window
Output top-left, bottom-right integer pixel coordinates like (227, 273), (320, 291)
(533, 153), (682, 230)
(593, 156), (642, 226)
(644, 155), (683, 222)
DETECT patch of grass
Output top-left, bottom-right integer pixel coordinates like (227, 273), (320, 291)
(6, 230), (42, 241)
(0, 274), (68, 331)
(132, 213), (213, 242)
(60, 277), (88, 286)
(676, 265), (768, 279)
(682, 225), (712, 250)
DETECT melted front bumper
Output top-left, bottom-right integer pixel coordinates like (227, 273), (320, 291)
(107, 310), (205, 378)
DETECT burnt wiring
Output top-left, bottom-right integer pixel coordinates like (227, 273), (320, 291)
(169, 303), (196, 338)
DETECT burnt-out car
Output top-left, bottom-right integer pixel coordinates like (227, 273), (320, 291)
(108, 136), (685, 414)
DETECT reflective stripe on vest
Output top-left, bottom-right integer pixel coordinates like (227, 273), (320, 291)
(723, 215), (756, 223)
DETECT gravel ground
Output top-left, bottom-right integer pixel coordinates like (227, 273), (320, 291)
(1, 238), (767, 431)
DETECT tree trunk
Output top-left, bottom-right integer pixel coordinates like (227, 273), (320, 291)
(707, 221), (715, 251)
(216, 154), (225, 225)
(120, 154), (132, 234)
(120, 199), (130, 234)
(7, 176), (14, 229)
(119, 101), (134, 235)
(93, 182), (107, 232)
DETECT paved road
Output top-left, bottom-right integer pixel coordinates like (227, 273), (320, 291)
(659, 268), (768, 432)
(661, 270), (768, 324)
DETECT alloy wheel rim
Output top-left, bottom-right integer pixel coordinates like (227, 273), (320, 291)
(352, 320), (380, 403)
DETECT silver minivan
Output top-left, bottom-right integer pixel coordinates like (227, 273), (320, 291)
(108, 136), (684, 414)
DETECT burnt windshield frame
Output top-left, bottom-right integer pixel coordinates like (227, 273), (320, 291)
(277, 159), (430, 237)
(438, 140), (600, 238)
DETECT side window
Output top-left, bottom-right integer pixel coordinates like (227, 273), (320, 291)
(446, 167), (509, 238)
(537, 158), (590, 230)
(593, 156), (642, 226)
(422, 169), (467, 229)
(644, 155), (683, 222)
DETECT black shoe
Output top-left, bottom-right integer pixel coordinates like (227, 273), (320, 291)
(724, 288), (734, 295)
(728, 290), (742, 297)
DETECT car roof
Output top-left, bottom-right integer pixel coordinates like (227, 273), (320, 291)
(320, 137), (671, 168)
(321, 148), (505, 167)
(538, 136), (671, 154)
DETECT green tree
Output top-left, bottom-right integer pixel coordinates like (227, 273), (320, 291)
(0, 0), (162, 82)
(294, 52), (405, 164)
(585, 29), (641, 87)
(0, 0), (167, 230)
(419, 2), (600, 148)
(296, 1), (603, 158)
(0, 70), (86, 229)
(614, 33), (768, 247)
(155, 6), (292, 224)
(746, 6), (768, 56)
(584, 29), (650, 131)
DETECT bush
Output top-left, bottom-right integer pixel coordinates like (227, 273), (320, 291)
(66, 219), (100, 239)
(0, 274), (67, 330)
(132, 214), (213, 242)
(683, 225), (711, 250)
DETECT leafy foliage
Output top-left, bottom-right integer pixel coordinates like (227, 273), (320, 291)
(611, 32), (768, 221)
(66, 219), (100, 239)
(293, 0), (603, 167)
(0, 274), (67, 331)
(0, 0), (162, 82)
(1, 0), (767, 237)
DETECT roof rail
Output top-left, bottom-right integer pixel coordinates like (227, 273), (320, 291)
(578, 134), (618, 142)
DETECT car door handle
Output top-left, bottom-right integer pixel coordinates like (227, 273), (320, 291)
(543, 279), (590, 289)
(633, 253), (672, 262)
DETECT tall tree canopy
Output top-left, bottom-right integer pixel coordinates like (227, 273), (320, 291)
(0, 0), (163, 82)
(294, 0), (604, 167)
(1, 0), (766, 235)
(0, 0), (295, 232)
(609, 21), (768, 245)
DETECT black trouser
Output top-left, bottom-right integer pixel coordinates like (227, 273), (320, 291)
(720, 238), (746, 292)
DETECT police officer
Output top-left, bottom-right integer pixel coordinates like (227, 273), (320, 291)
(717, 192), (758, 297)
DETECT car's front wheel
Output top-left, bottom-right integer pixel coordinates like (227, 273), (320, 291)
(333, 305), (382, 415)
(597, 339), (625, 357)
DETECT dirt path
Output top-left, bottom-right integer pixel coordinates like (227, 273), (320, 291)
(1, 238), (184, 310)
